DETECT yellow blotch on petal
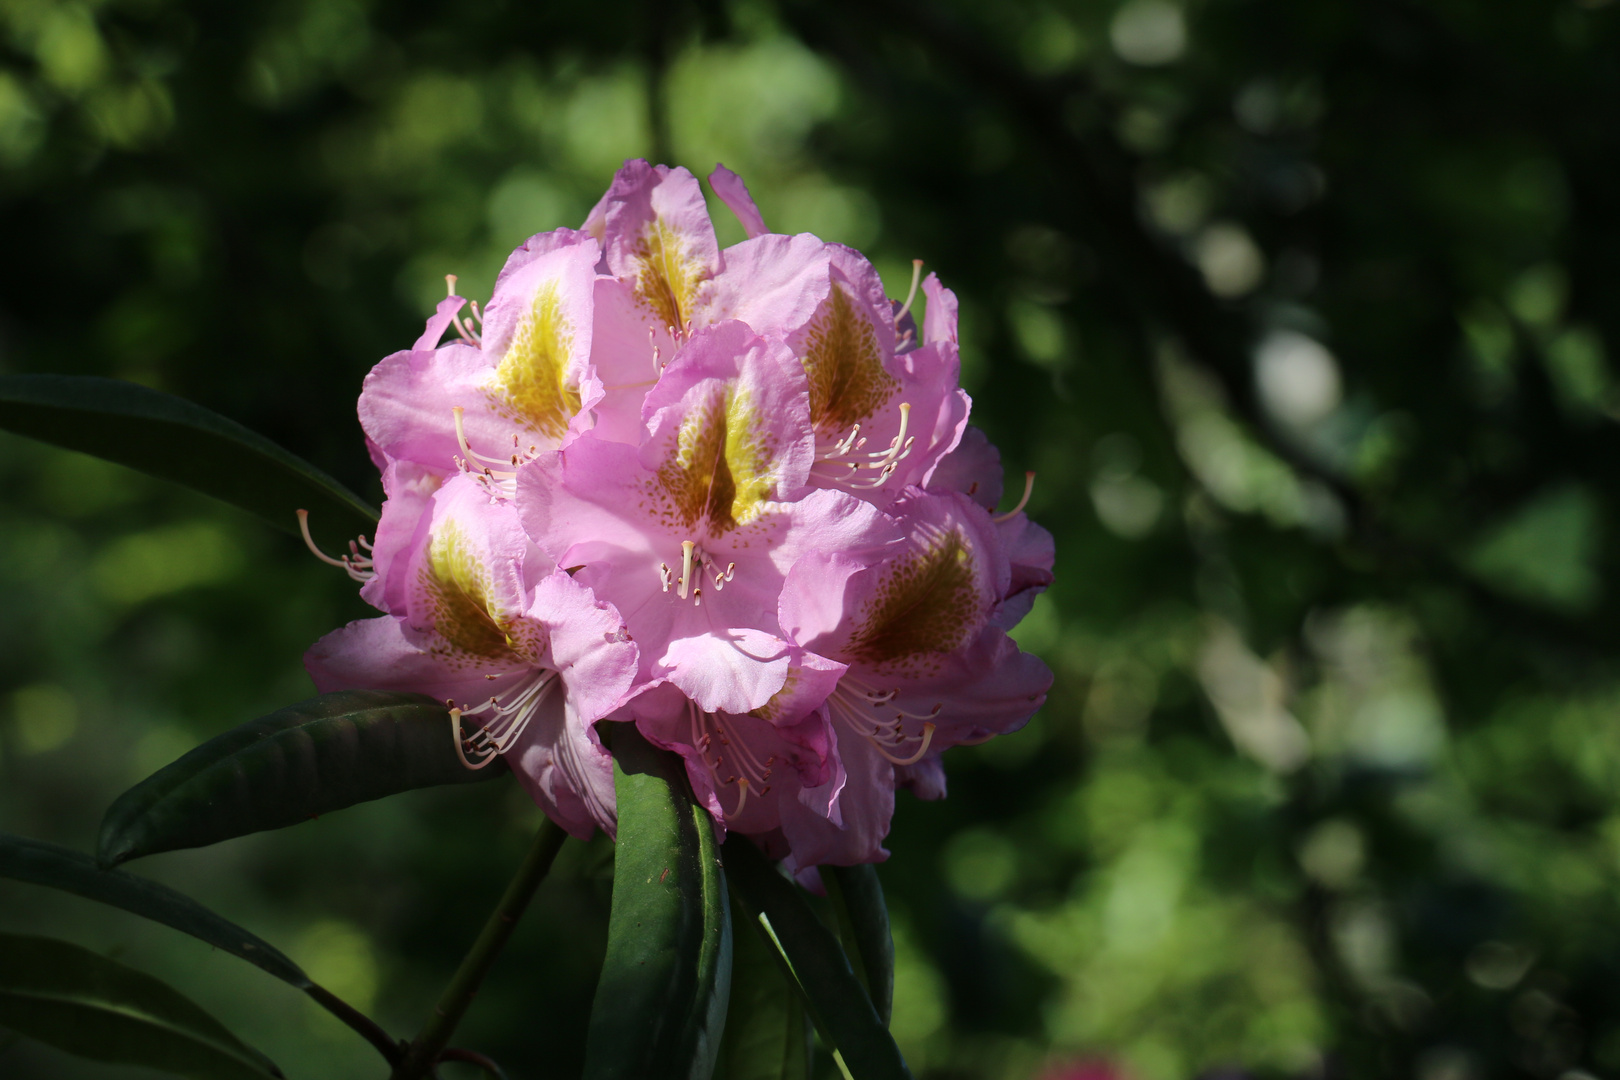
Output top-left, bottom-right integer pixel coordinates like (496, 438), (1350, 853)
(656, 387), (773, 537)
(631, 218), (705, 332)
(488, 281), (581, 441)
(849, 528), (980, 666)
(802, 285), (896, 433)
(421, 521), (518, 665)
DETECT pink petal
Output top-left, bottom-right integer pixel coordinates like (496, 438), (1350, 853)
(698, 233), (831, 336)
(415, 295), (469, 352)
(477, 238), (604, 448)
(873, 629), (1052, 750)
(789, 489), (1007, 664)
(639, 320), (817, 502)
(494, 227), (596, 290)
(394, 474), (540, 651)
(530, 569), (639, 722)
(588, 276), (676, 445)
(661, 627), (792, 716)
(508, 692), (617, 839)
(992, 513), (1055, 631)
(778, 551), (866, 655)
(921, 272), (958, 346)
(591, 160), (722, 334)
(708, 164), (769, 239)
(778, 731), (894, 870)
(926, 425), (1004, 510)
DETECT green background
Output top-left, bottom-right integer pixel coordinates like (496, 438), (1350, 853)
(2, 0), (1617, 1077)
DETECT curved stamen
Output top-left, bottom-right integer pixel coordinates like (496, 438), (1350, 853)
(297, 509), (375, 582)
(687, 701), (775, 818)
(450, 671), (557, 769)
(813, 404), (917, 491)
(896, 259), (924, 322)
(878, 722), (935, 766)
(994, 471), (1036, 523)
(452, 407), (516, 470)
(451, 708), (499, 770)
(826, 682), (939, 766)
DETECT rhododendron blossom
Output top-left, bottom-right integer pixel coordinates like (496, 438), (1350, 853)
(305, 157), (1052, 870)
(306, 474), (636, 839)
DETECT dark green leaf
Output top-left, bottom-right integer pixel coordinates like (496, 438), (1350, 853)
(0, 932), (282, 1079)
(824, 866), (894, 1026)
(583, 725), (732, 1080)
(713, 896), (811, 1080)
(0, 374), (376, 550)
(0, 833), (402, 1062)
(99, 690), (507, 866)
(721, 836), (911, 1080)
(0, 832), (309, 987)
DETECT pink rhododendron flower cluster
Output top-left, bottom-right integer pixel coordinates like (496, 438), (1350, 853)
(304, 160), (1053, 869)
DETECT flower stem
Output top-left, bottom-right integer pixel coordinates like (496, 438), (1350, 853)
(390, 818), (569, 1079)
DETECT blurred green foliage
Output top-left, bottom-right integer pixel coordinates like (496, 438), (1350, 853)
(2, 0), (1619, 1077)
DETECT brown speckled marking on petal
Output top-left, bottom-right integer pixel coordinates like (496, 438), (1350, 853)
(419, 521), (522, 668)
(630, 218), (705, 331)
(801, 284), (896, 433)
(651, 385), (773, 538)
(848, 527), (980, 668)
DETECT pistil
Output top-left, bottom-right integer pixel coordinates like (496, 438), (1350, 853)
(812, 402), (916, 491)
(450, 406), (541, 498)
(658, 542), (735, 607)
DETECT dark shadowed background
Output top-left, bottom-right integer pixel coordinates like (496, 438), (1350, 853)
(2, 1), (1618, 1077)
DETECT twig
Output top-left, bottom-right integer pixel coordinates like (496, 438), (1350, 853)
(390, 818), (569, 1080)
(306, 982), (405, 1064)
(438, 1046), (510, 1079)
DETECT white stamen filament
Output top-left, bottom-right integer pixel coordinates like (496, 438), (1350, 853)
(896, 259), (924, 321)
(826, 679), (939, 766)
(812, 402), (915, 490)
(297, 509), (375, 582)
(661, 543), (732, 606)
(441, 275), (482, 346)
(450, 669), (558, 769)
(450, 407), (545, 499)
(688, 700), (775, 818)
(994, 471), (1036, 523)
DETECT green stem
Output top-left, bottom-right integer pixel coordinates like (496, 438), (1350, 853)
(390, 818), (569, 1079)
(305, 983), (403, 1064)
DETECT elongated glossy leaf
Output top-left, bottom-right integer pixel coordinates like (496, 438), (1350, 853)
(825, 866), (894, 1026)
(0, 833), (308, 987)
(0, 833), (403, 1062)
(0, 373), (376, 549)
(721, 836), (911, 1080)
(0, 933), (282, 1079)
(713, 897), (811, 1080)
(583, 725), (732, 1080)
(100, 690), (508, 866)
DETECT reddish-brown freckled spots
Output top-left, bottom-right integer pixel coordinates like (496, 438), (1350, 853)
(660, 867), (670, 883)
(850, 527), (981, 665)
